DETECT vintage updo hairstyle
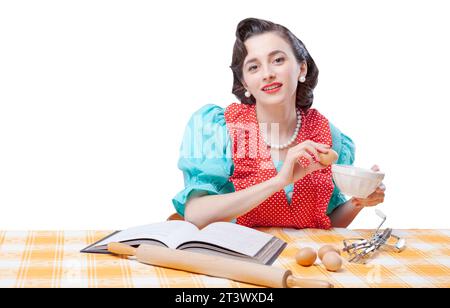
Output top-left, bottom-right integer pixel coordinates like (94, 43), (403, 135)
(230, 17), (319, 112)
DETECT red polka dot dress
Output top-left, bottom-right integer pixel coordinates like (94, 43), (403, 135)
(224, 103), (334, 229)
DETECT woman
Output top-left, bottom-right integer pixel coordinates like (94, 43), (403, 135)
(172, 18), (386, 229)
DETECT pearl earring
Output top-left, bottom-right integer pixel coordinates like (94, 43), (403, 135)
(299, 76), (306, 83)
(244, 90), (251, 98)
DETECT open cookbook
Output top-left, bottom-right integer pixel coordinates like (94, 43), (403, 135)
(80, 220), (287, 265)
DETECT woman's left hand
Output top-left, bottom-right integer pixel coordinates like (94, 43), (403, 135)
(351, 164), (386, 207)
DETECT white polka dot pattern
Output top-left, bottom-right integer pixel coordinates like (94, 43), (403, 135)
(224, 103), (334, 229)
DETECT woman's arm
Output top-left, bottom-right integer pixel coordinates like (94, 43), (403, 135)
(185, 140), (330, 229)
(328, 199), (363, 228)
(185, 176), (285, 229)
(329, 165), (386, 228)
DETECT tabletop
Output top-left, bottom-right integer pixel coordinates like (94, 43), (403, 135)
(0, 228), (449, 288)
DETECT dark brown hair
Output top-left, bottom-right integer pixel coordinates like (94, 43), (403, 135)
(230, 17), (319, 112)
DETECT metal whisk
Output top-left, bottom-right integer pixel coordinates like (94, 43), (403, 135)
(343, 210), (406, 263)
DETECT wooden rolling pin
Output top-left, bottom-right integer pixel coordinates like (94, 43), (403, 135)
(108, 243), (333, 288)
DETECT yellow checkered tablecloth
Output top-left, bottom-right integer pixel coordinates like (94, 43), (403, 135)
(0, 228), (449, 288)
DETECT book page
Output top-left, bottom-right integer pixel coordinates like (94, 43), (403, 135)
(185, 222), (274, 257)
(93, 221), (199, 249)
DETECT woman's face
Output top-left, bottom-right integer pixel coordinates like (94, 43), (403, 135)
(241, 31), (306, 107)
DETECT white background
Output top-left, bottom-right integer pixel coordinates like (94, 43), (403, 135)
(1, 0), (449, 230)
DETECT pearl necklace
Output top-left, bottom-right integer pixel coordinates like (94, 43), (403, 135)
(261, 109), (301, 150)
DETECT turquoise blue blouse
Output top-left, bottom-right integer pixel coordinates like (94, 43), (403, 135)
(172, 104), (355, 219)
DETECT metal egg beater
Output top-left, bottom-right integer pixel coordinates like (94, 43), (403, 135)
(343, 209), (406, 263)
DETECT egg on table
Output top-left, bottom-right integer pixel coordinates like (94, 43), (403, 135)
(318, 244), (340, 261)
(322, 251), (343, 272)
(295, 247), (317, 267)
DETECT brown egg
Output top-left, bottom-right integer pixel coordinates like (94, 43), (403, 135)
(318, 149), (339, 166)
(295, 247), (317, 267)
(318, 244), (341, 261)
(322, 251), (343, 272)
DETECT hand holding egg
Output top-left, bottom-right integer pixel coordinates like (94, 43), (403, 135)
(276, 140), (333, 187)
(318, 149), (338, 166)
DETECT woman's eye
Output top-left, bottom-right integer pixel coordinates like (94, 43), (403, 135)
(247, 57), (284, 71)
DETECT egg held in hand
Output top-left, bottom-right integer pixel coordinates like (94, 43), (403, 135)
(318, 149), (339, 166)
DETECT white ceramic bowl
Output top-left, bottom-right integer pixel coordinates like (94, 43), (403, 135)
(331, 164), (385, 198)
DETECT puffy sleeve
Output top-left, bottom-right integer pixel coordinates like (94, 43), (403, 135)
(171, 104), (235, 217)
(326, 121), (356, 215)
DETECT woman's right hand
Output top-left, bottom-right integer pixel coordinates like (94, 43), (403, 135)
(275, 140), (331, 187)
